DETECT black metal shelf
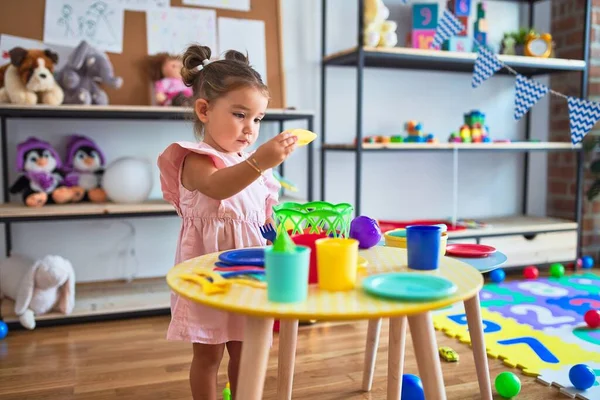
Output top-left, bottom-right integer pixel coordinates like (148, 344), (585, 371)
(319, 0), (591, 261)
(323, 47), (587, 76)
(0, 105), (315, 259)
(322, 142), (581, 152)
(0, 104), (314, 122)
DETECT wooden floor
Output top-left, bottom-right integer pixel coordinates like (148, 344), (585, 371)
(0, 316), (567, 400)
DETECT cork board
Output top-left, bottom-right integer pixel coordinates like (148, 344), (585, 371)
(0, 0), (286, 107)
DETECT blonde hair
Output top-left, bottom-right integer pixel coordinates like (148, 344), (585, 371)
(181, 44), (269, 139)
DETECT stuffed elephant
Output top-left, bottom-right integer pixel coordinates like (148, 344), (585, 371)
(55, 40), (123, 105)
(0, 254), (75, 329)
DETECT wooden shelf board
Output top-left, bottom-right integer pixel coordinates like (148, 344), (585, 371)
(0, 104), (314, 121)
(0, 200), (176, 221)
(0, 277), (170, 324)
(446, 216), (577, 239)
(323, 142), (580, 152)
(323, 46), (587, 75)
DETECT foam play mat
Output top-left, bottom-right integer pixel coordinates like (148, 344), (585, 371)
(432, 273), (600, 399)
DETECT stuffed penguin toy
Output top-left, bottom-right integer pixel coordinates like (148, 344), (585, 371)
(63, 135), (107, 203)
(9, 137), (74, 207)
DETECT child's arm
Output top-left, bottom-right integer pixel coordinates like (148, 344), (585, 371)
(182, 132), (297, 200)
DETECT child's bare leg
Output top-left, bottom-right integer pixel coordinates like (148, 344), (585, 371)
(191, 343), (225, 400)
(226, 341), (243, 398)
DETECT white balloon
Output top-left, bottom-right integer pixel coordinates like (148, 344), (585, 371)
(102, 157), (153, 203)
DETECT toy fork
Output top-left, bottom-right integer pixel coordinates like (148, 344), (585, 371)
(259, 223), (277, 243)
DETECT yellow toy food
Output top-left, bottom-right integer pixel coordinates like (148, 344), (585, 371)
(291, 129), (317, 146)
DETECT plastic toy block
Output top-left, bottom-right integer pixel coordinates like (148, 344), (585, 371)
(476, 2), (486, 18)
(473, 31), (487, 47)
(447, 0), (471, 17)
(412, 3), (439, 30)
(457, 15), (469, 36)
(412, 29), (436, 49)
(448, 37), (471, 52)
(475, 18), (488, 33)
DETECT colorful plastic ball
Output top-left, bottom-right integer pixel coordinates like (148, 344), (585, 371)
(0, 321), (7, 340)
(576, 258), (583, 268)
(349, 216), (382, 249)
(401, 374), (424, 400)
(549, 263), (565, 278)
(523, 266), (539, 280)
(584, 309), (600, 328)
(581, 255), (594, 269)
(569, 364), (596, 390)
(495, 371), (521, 398)
(490, 268), (505, 283)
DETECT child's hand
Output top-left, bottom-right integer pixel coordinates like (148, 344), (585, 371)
(253, 131), (298, 170)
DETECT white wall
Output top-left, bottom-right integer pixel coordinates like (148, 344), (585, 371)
(0, 0), (551, 283)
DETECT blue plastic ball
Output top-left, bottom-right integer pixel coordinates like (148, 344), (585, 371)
(0, 321), (8, 340)
(483, 136), (492, 143)
(401, 374), (424, 400)
(569, 364), (596, 390)
(581, 256), (594, 269)
(490, 268), (506, 283)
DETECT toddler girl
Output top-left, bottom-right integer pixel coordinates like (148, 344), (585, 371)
(157, 44), (298, 399)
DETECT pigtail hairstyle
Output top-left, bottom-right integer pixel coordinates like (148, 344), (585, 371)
(181, 44), (269, 140)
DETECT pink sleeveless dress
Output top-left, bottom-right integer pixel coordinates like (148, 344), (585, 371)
(157, 141), (280, 344)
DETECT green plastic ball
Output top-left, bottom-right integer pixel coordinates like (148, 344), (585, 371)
(549, 263), (565, 278)
(495, 371), (521, 398)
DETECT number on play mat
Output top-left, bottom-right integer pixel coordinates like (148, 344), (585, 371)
(447, 313), (501, 333)
(498, 337), (559, 363)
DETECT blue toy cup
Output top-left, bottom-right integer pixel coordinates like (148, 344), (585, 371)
(406, 225), (442, 271)
(264, 245), (311, 303)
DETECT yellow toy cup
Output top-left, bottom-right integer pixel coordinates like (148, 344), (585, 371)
(384, 228), (448, 256)
(315, 238), (359, 291)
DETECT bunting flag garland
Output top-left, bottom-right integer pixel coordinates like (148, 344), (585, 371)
(430, 9), (465, 50)
(514, 75), (549, 121)
(471, 47), (504, 88)
(567, 97), (600, 145)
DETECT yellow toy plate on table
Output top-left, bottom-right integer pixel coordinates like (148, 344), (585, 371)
(291, 129), (317, 146)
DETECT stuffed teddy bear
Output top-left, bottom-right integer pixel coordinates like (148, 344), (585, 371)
(10, 137), (75, 207)
(147, 52), (192, 106)
(0, 46), (64, 106)
(55, 40), (123, 105)
(363, 0), (398, 48)
(0, 254), (75, 330)
(62, 134), (107, 203)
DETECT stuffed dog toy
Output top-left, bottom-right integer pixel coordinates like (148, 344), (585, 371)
(0, 47), (64, 106)
(0, 254), (75, 329)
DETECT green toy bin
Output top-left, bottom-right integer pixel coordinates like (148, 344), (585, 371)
(272, 201), (354, 237)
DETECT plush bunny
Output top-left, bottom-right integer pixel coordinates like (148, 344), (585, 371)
(0, 254), (75, 330)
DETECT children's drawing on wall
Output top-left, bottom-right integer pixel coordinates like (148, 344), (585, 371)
(44, 0), (125, 54)
(146, 7), (217, 56)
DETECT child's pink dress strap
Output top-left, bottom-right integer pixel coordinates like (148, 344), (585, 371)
(157, 141), (281, 344)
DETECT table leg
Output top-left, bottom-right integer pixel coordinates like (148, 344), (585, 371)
(387, 316), (407, 400)
(362, 318), (382, 391)
(408, 312), (446, 400)
(277, 319), (299, 400)
(464, 293), (493, 400)
(237, 316), (274, 400)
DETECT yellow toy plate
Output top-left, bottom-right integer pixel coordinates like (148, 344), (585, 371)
(291, 129), (317, 146)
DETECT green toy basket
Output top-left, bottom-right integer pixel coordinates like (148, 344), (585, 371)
(272, 201), (354, 237)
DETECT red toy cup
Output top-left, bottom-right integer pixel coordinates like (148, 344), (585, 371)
(292, 233), (328, 284)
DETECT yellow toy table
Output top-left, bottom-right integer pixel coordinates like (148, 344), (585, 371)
(167, 246), (492, 400)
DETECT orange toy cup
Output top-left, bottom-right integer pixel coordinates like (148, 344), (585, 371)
(292, 233), (328, 284)
(315, 238), (359, 291)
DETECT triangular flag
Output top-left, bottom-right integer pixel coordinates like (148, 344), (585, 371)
(471, 47), (504, 88)
(568, 97), (600, 145)
(514, 75), (549, 120)
(430, 9), (465, 50)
